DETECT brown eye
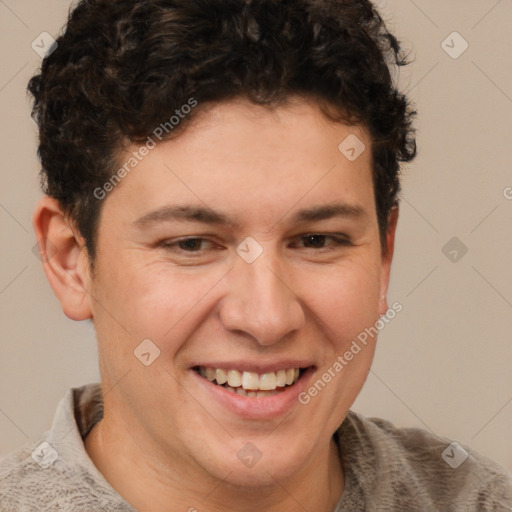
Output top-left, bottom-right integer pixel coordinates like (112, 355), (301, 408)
(294, 234), (351, 250)
(302, 234), (328, 248)
(177, 238), (207, 251)
(160, 237), (215, 253)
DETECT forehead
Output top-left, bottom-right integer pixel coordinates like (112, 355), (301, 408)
(101, 98), (376, 231)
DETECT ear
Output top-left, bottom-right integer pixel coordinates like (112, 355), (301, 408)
(32, 196), (93, 321)
(378, 206), (399, 316)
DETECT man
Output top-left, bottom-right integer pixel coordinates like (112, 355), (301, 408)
(1, 0), (511, 510)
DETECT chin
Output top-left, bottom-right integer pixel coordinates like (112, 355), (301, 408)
(200, 437), (308, 488)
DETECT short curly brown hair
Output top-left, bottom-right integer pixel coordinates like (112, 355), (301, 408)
(28, 0), (416, 262)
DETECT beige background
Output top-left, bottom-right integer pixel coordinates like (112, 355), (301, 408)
(1, 0), (511, 476)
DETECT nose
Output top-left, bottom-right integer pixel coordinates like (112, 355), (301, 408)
(219, 252), (305, 346)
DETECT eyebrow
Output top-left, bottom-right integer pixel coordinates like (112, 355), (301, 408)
(134, 205), (237, 228)
(290, 203), (366, 223)
(133, 202), (367, 229)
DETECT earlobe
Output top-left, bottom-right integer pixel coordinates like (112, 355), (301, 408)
(378, 206), (399, 316)
(32, 196), (93, 321)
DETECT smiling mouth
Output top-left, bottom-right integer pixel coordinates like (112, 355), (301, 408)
(193, 366), (307, 398)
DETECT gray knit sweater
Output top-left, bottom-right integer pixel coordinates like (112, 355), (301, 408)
(0, 384), (511, 511)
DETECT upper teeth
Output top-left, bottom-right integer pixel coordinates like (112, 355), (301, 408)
(199, 367), (300, 391)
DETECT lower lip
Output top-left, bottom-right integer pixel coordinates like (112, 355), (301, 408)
(191, 368), (315, 420)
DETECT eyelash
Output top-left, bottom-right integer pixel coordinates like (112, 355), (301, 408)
(290, 234), (351, 250)
(159, 234), (351, 255)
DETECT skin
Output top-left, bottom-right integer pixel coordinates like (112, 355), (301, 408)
(33, 97), (398, 512)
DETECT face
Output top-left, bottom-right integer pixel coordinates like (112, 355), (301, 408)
(85, 98), (395, 486)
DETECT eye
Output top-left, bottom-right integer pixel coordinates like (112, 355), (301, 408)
(156, 236), (225, 265)
(160, 237), (216, 253)
(177, 238), (209, 251)
(293, 234), (351, 250)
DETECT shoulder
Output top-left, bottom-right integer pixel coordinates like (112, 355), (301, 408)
(0, 384), (133, 512)
(0, 438), (132, 512)
(337, 411), (512, 511)
(0, 439), (76, 511)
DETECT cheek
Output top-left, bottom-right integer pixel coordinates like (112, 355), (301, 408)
(296, 258), (383, 431)
(306, 257), (383, 345)
(93, 257), (229, 348)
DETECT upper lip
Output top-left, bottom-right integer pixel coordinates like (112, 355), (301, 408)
(190, 360), (315, 374)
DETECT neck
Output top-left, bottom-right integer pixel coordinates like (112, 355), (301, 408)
(84, 414), (344, 512)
